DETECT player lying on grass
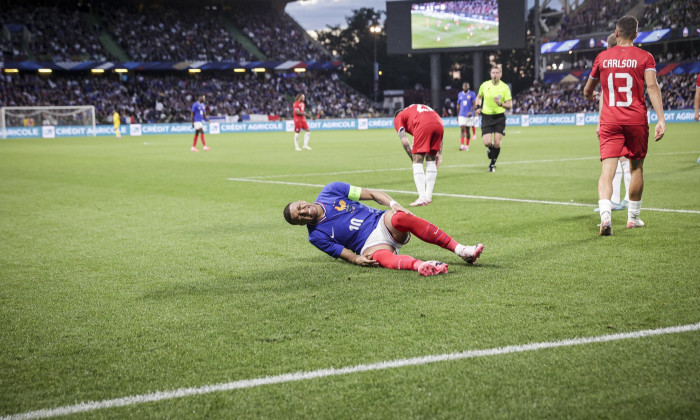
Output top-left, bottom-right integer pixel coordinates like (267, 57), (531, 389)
(283, 182), (483, 276)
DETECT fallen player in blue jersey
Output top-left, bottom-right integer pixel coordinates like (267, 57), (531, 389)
(283, 182), (484, 276)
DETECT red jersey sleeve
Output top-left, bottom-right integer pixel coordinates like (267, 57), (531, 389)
(644, 52), (656, 73)
(590, 54), (601, 80)
(394, 113), (406, 133)
(696, 74), (700, 89)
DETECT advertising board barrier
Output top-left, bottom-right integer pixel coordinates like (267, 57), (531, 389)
(1, 111), (694, 139)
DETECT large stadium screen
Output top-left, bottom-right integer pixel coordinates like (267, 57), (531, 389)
(386, 0), (525, 54)
(410, 1), (499, 50)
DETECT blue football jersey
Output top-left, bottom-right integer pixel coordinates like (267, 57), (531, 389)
(307, 182), (385, 258)
(457, 90), (476, 116)
(191, 101), (206, 122)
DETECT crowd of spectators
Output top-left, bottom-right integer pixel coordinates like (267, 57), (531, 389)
(512, 81), (597, 114)
(448, 0), (498, 20)
(557, 0), (634, 40)
(0, 3), (110, 61)
(0, 71), (373, 124)
(1, 1), (333, 63)
(554, 0), (700, 42)
(654, 48), (700, 64)
(227, 6), (332, 61)
(640, 0), (700, 29)
(104, 5), (253, 62)
(0, 33), (25, 61)
(657, 73), (697, 110)
(509, 72), (697, 114)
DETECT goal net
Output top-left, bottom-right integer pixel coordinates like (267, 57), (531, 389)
(1, 106), (96, 138)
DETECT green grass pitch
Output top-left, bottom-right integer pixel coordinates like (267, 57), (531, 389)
(1, 124), (699, 418)
(411, 12), (498, 49)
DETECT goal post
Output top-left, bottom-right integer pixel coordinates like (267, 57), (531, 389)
(1, 106), (97, 139)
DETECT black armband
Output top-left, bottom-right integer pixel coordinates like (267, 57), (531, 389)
(475, 105), (482, 110)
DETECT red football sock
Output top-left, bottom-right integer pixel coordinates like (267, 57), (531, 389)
(193, 133), (198, 146)
(466, 136), (471, 146)
(460, 137), (465, 145)
(472, 126), (476, 135)
(391, 212), (458, 251)
(371, 249), (421, 271)
(200, 133), (206, 146)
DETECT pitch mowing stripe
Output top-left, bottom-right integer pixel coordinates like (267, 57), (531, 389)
(4, 323), (699, 420)
(226, 178), (700, 214)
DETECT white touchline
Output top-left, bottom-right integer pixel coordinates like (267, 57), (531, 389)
(226, 178), (700, 214)
(4, 323), (699, 420)
(241, 151), (700, 180)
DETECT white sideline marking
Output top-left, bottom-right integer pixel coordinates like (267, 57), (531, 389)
(243, 151), (700, 180)
(226, 178), (700, 214)
(4, 323), (699, 419)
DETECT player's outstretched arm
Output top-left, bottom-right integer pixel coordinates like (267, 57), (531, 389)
(644, 70), (665, 141)
(358, 188), (412, 214)
(339, 248), (378, 267)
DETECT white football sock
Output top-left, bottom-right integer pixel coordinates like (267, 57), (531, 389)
(303, 131), (310, 147)
(412, 163), (426, 199)
(598, 199), (612, 222)
(628, 200), (641, 221)
(621, 160), (631, 202)
(424, 161), (437, 200)
(294, 133), (300, 149)
(611, 162), (622, 204)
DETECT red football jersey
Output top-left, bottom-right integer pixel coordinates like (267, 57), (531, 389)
(293, 101), (306, 121)
(393, 104), (442, 135)
(696, 73), (700, 89)
(590, 45), (656, 125)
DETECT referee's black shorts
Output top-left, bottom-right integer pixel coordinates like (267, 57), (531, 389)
(481, 113), (506, 135)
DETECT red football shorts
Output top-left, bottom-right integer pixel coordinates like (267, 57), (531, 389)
(411, 121), (444, 155)
(294, 120), (309, 133)
(598, 124), (649, 160)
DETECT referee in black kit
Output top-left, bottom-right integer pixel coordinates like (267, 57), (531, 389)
(475, 66), (513, 172)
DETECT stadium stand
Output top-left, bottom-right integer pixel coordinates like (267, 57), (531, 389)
(226, 4), (332, 61)
(103, 5), (254, 62)
(1, 0), (333, 62)
(640, 0), (700, 29)
(0, 0), (371, 122)
(2, 0), (695, 121)
(0, 2), (111, 61)
(0, 71), (373, 123)
(557, 0), (636, 40)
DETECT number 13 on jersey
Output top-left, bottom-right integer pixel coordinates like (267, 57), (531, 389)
(607, 73), (633, 107)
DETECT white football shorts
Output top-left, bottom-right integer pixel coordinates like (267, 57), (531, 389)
(458, 116), (475, 126)
(360, 212), (410, 256)
(193, 121), (204, 130)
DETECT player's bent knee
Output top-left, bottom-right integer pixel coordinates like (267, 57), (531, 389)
(390, 211), (415, 231)
(385, 211), (410, 239)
